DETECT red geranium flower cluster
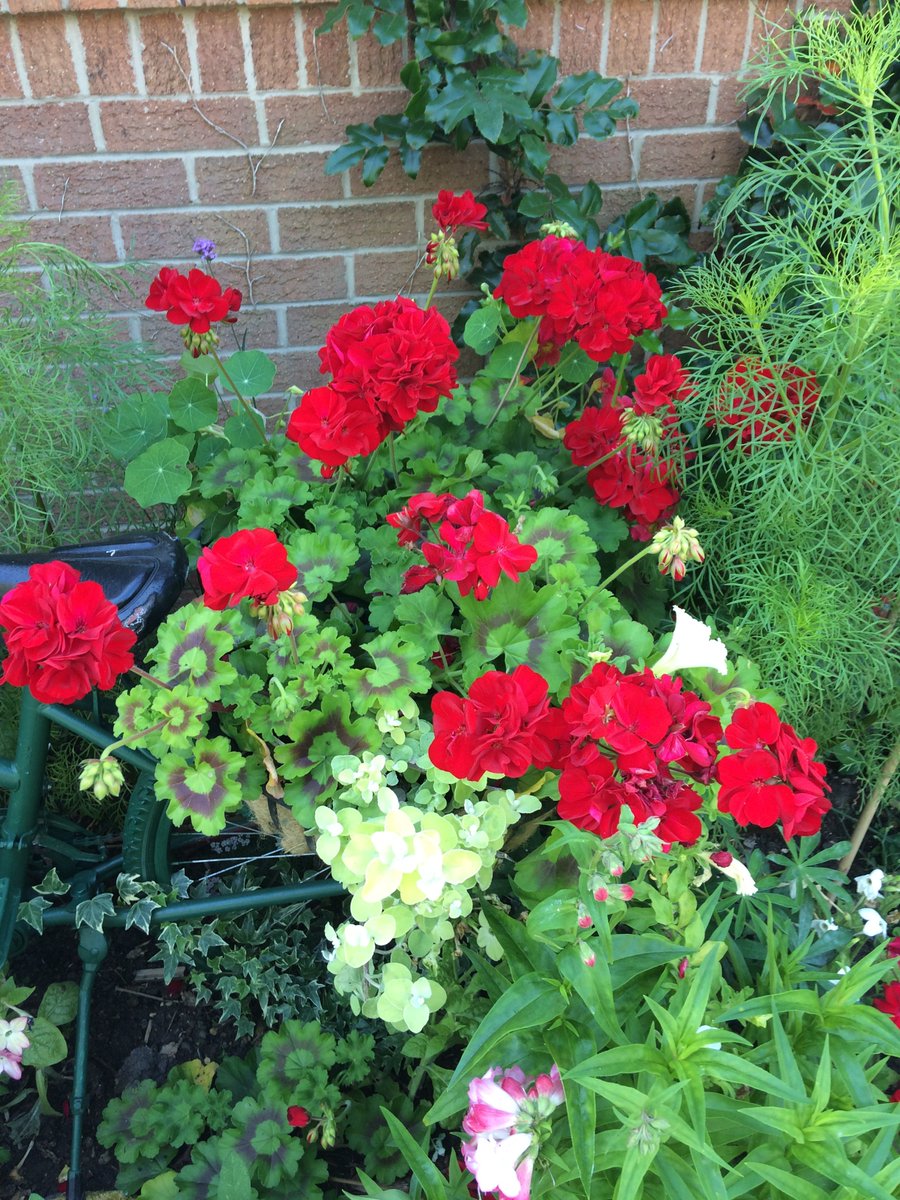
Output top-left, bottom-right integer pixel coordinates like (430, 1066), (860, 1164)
(494, 236), (666, 364)
(286, 299), (458, 474)
(387, 489), (537, 601)
(429, 664), (559, 781)
(551, 662), (723, 846)
(709, 358), (819, 451)
(197, 528), (297, 610)
(874, 982), (900, 1030)
(714, 702), (830, 840)
(563, 353), (690, 539)
(0, 561), (136, 705)
(145, 267), (242, 334)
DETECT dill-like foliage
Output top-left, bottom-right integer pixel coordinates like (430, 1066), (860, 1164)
(0, 183), (167, 551)
(673, 5), (899, 800)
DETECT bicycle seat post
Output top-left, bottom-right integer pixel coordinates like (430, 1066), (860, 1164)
(66, 925), (108, 1200)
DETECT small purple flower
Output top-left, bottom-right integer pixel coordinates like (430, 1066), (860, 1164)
(193, 238), (217, 262)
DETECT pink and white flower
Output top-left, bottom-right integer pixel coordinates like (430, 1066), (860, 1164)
(0, 1016), (30, 1080)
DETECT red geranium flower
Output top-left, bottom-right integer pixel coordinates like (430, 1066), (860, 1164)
(715, 703), (830, 839)
(631, 355), (690, 415)
(887, 937), (900, 959)
(429, 665), (555, 782)
(873, 981), (900, 1029)
(287, 1105), (310, 1128)
(431, 190), (489, 234)
(197, 528), (297, 610)
(0, 561), (136, 705)
(145, 267), (241, 333)
(709, 358), (819, 450)
(563, 406), (623, 467)
(286, 386), (383, 468)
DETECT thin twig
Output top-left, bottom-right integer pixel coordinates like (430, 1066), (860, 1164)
(838, 728), (900, 875)
(160, 42), (283, 196)
(57, 178), (69, 223)
(216, 216), (258, 307)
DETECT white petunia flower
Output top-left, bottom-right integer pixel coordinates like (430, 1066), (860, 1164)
(854, 869), (884, 903)
(859, 908), (888, 938)
(651, 607), (728, 678)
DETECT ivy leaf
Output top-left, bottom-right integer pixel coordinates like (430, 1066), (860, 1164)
(125, 897), (162, 934)
(17, 896), (52, 933)
(104, 392), (170, 460)
(168, 377), (218, 432)
(124, 439), (192, 507)
(75, 893), (116, 932)
(220, 350), (277, 398)
(33, 867), (70, 896)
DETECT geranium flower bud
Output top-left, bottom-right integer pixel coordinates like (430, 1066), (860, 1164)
(79, 756), (125, 800)
(650, 516), (705, 582)
(539, 219), (579, 239)
(425, 230), (461, 281)
(181, 326), (220, 358)
(621, 408), (664, 453)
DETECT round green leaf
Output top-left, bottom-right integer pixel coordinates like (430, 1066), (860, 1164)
(104, 392), (170, 460)
(124, 439), (192, 507)
(37, 981), (78, 1026)
(168, 377), (218, 432)
(221, 350), (277, 398)
(21, 1015), (68, 1068)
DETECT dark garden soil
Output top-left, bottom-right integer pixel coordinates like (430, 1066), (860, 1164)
(1, 925), (253, 1200)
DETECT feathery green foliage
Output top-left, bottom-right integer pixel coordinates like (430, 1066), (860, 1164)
(673, 4), (899, 806)
(0, 183), (168, 551)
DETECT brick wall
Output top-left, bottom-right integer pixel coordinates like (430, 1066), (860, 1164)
(0, 0), (807, 389)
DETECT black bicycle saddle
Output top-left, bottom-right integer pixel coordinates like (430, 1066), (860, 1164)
(0, 533), (189, 641)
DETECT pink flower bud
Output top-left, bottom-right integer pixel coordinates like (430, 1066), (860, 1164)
(610, 863), (624, 878)
(677, 957), (688, 979)
(709, 851), (733, 868)
(619, 885), (634, 901)
(593, 886), (609, 902)
(581, 948), (596, 967)
(577, 913), (592, 930)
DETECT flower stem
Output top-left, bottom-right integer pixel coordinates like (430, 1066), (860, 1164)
(423, 272), (440, 311)
(100, 716), (170, 760)
(591, 545), (655, 597)
(129, 665), (174, 691)
(388, 432), (400, 488)
(485, 325), (539, 430)
(838, 727), (900, 875)
(211, 349), (267, 443)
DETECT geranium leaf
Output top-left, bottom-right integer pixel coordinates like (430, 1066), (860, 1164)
(287, 530), (358, 603)
(156, 736), (246, 835)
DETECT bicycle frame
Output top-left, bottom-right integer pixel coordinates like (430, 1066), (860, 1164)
(1, 687), (343, 1199)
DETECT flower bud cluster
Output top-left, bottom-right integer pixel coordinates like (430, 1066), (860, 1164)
(650, 516), (705, 582)
(79, 756), (126, 800)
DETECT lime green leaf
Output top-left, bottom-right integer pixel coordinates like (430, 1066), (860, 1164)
(37, 981), (78, 1026)
(124, 439), (192, 506)
(105, 392), (170, 460)
(21, 1016), (68, 1068)
(221, 349), (277, 397)
(168, 377), (218, 432)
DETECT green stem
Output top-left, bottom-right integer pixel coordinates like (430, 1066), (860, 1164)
(99, 716), (170, 760)
(485, 324), (540, 431)
(423, 272), (440, 311)
(129, 665), (174, 691)
(211, 349), (267, 443)
(388, 432), (400, 488)
(863, 101), (892, 251)
(588, 544), (655, 599)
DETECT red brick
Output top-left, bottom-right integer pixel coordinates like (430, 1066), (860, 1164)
(263, 348), (323, 393)
(265, 91), (405, 147)
(354, 29), (407, 89)
(195, 150), (344, 204)
(16, 13), (78, 97)
(278, 200), (417, 252)
(301, 4), (350, 89)
(0, 23), (23, 98)
(194, 9), (246, 95)
(702, 0), (751, 72)
(509, 0), (556, 56)
(24, 215), (116, 261)
(715, 75), (746, 124)
(79, 12), (137, 95)
(353, 249), (428, 297)
(7, 0), (63, 15)
(34, 158), (190, 212)
(2, 102), (95, 154)
(549, 135), (634, 185)
(558, 0), (604, 75)
(347, 143), (491, 198)
(119, 209), (272, 260)
(629, 77), (710, 129)
(639, 130), (745, 180)
(654, 0), (701, 73)
(245, 255), (348, 303)
(139, 11), (191, 95)
(595, 185), (642, 223)
(68, 0), (131, 11)
(607, 0), (653, 76)
(249, 8), (300, 92)
(100, 98), (259, 151)
(286, 300), (357, 346)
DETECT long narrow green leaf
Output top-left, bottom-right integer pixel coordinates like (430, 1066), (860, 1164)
(379, 1109), (447, 1200)
(545, 1025), (596, 1200)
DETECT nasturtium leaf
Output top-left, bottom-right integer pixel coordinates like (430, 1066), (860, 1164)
(168, 377), (218, 432)
(124, 439), (192, 507)
(220, 349), (277, 398)
(156, 736), (245, 835)
(463, 304), (502, 354)
(104, 392), (170, 460)
(180, 351), (219, 384)
(224, 406), (267, 447)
